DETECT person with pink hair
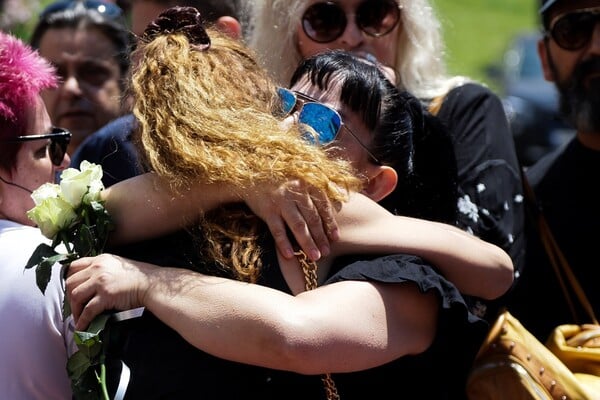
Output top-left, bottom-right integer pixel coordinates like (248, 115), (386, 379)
(0, 31), (73, 399)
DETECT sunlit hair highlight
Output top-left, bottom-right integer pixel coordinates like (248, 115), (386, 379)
(131, 18), (361, 281)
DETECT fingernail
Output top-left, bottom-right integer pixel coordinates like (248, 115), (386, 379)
(320, 245), (330, 258)
(284, 247), (294, 259)
(310, 249), (321, 261)
(329, 228), (339, 241)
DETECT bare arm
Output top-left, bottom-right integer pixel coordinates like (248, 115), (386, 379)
(102, 173), (337, 260)
(331, 192), (514, 300)
(102, 175), (513, 299)
(67, 254), (438, 374)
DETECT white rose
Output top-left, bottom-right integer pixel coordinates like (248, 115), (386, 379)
(60, 161), (104, 207)
(31, 183), (61, 206)
(27, 196), (77, 239)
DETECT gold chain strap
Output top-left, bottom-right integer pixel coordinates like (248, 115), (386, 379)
(294, 250), (341, 400)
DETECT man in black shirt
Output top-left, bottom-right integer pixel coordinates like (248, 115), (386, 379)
(507, 0), (600, 340)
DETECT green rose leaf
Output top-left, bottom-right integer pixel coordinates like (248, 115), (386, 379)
(73, 224), (95, 257)
(25, 243), (57, 270)
(34, 253), (70, 294)
(67, 350), (93, 381)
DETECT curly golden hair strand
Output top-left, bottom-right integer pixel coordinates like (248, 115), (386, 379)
(131, 18), (362, 280)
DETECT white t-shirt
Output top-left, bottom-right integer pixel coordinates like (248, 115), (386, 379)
(0, 219), (73, 399)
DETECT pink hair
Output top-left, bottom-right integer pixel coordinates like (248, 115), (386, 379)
(0, 32), (58, 171)
(0, 31), (57, 136)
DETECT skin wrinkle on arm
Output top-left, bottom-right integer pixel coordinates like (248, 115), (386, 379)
(332, 192), (514, 299)
(69, 256), (438, 374)
(101, 174), (513, 299)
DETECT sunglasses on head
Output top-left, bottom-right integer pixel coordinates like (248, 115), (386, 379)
(302, 0), (401, 43)
(547, 7), (600, 51)
(277, 88), (381, 164)
(3, 127), (71, 166)
(40, 0), (123, 20)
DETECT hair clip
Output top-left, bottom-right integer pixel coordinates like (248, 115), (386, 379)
(142, 6), (210, 51)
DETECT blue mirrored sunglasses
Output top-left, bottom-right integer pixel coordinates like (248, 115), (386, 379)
(40, 0), (123, 19)
(277, 87), (380, 164)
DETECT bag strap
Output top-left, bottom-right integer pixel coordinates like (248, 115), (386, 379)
(521, 168), (598, 324)
(295, 250), (341, 400)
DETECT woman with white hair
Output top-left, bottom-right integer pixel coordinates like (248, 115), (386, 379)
(248, 0), (525, 320)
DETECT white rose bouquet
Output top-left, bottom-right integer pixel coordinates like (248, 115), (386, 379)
(26, 161), (114, 400)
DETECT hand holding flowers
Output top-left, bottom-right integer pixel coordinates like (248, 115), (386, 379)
(26, 161), (114, 400)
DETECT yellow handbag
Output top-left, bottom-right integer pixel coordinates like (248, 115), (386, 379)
(466, 310), (599, 399)
(466, 172), (600, 400)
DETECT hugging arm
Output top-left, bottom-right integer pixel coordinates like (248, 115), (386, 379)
(67, 254), (438, 374)
(67, 191), (512, 372)
(101, 172), (337, 260)
(331, 192), (514, 300)
(102, 174), (513, 299)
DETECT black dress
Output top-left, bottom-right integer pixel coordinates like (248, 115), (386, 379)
(437, 83), (525, 322)
(105, 235), (486, 399)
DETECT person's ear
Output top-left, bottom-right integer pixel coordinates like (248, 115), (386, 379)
(215, 16), (242, 39)
(538, 38), (555, 82)
(361, 165), (398, 203)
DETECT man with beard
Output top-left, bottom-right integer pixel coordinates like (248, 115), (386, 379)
(506, 0), (600, 341)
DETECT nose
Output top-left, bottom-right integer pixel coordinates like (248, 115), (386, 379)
(338, 14), (365, 48)
(56, 152), (71, 171)
(61, 75), (83, 97)
(590, 22), (600, 55)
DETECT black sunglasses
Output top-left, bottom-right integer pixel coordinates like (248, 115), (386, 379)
(547, 7), (600, 51)
(40, 0), (123, 20)
(302, 0), (401, 43)
(3, 127), (71, 166)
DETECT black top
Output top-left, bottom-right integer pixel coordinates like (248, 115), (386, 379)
(70, 114), (142, 188)
(105, 237), (486, 399)
(327, 254), (487, 400)
(507, 137), (600, 340)
(437, 83), (525, 321)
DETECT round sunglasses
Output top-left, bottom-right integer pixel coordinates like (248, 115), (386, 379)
(547, 7), (600, 51)
(277, 88), (380, 164)
(302, 0), (401, 43)
(2, 127), (71, 166)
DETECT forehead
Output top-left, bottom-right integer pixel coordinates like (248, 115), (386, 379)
(38, 26), (120, 62)
(549, 0), (600, 19)
(291, 75), (344, 107)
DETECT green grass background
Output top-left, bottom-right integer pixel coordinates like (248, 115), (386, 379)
(432, 0), (540, 92)
(12, 0), (540, 93)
